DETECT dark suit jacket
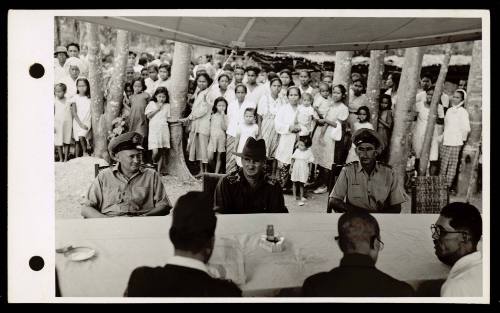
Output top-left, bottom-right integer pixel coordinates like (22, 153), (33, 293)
(302, 253), (415, 297)
(125, 264), (242, 297)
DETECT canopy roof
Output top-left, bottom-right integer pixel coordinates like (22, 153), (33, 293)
(76, 16), (482, 52)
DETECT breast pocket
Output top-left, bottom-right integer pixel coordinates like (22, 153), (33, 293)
(131, 186), (151, 207)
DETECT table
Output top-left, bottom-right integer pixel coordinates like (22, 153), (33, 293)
(55, 214), (450, 297)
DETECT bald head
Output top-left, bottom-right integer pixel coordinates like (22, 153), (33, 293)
(337, 210), (380, 256)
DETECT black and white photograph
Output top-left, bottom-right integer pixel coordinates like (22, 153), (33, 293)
(7, 10), (490, 303)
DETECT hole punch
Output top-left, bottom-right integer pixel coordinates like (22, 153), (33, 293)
(29, 63), (45, 79)
(29, 256), (45, 271)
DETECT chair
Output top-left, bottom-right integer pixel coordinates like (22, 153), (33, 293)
(411, 176), (449, 213)
(202, 173), (226, 208)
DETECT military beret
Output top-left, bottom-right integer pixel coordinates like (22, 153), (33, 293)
(108, 132), (144, 155)
(352, 128), (384, 150)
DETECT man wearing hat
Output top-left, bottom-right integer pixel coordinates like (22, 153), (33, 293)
(125, 191), (242, 297)
(214, 137), (288, 214)
(81, 132), (172, 218)
(54, 46), (68, 84)
(328, 128), (406, 214)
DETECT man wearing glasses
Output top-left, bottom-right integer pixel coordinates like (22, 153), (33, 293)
(432, 202), (482, 297)
(328, 128), (406, 213)
(302, 210), (414, 296)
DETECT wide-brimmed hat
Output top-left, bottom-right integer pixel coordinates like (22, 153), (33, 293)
(233, 137), (267, 161)
(54, 46), (68, 57)
(352, 128), (385, 151)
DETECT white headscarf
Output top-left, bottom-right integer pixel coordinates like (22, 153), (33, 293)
(455, 88), (467, 107)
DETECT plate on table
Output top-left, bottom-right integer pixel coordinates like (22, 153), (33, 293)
(64, 247), (96, 261)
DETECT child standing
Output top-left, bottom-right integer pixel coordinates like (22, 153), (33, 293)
(54, 83), (73, 162)
(70, 78), (92, 157)
(377, 94), (393, 162)
(122, 82), (133, 117)
(291, 136), (315, 206)
(128, 78), (150, 160)
(234, 107), (259, 167)
(208, 97), (229, 174)
(296, 92), (317, 138)
(345, 106), (374, 163)
(145, 87), (172, 173)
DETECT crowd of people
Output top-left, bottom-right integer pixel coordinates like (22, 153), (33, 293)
(54, 43), (474, 202)
(53, 43), (483, 299)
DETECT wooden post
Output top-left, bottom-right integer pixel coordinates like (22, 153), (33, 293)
(333, 51), (353, 97)
(419, 44), (453, 175)
(165, 42), (196, 181)
(458, 40), (482, 197)
(87, 22), (108, 161)
(55, 17), (62, 46)
(389, 47), (424, 187)
(366, 50), (386, 130)
(106, 29), (130, 135)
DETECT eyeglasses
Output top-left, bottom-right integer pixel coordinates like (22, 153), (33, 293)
(430, 224), (467, 240)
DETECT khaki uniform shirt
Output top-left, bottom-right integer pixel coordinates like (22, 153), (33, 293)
(86, 164), (172, 216)
(329, 161), (406, 213)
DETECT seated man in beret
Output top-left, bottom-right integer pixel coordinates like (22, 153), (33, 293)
(81, 132), (172, 218)
(125, 191), (242, 297)
(214, 137), (288, 214)
(328, 128), (406, 214)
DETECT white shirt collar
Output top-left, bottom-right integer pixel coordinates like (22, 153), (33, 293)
(448, 251), (482, 278)
(167, 255), (208, 274)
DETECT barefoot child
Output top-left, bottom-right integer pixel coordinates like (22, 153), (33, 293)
(291, 136), (314, 206)
(234, 108), (259, 168)
(145, 87), (172, 173)
(208, 97), (229, 173)
(70, 78), (92, 157)
(54, 83), (72, 162)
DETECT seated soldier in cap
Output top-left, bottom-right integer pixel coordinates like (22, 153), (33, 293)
(302, 210), (414, 296)
(214, 137), (288, 214)
(81, 132), (172, 218)
(328, 128), (406, 214)
(125, 191), (242, 297)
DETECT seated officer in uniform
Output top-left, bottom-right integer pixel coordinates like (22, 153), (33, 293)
(125, 191), (242, 297)
(214, 137), (288, 214)
(302, 210), (414, 297)
(328, 129), (406, 213)
(81, 132), (172, 218)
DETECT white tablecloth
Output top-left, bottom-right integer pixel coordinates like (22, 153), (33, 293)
(55, 214), (450, 297)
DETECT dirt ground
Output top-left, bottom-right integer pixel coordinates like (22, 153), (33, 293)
(55, 157), (482, 219)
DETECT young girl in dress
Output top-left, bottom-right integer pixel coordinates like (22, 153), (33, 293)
(377, 94), (393, 162)
(145, 87), (172, 173)
(234, 107), (259, 167)
(296, 92), (317, 139)
(54, 83), (72, 162)
(208, 97), (228, 174)
(122, 82), (133, 117)
(128, 78), (150, 161)
(70, 78), (92, 158)
(345, 106), (375, 164)
(291, 136), (314, 206)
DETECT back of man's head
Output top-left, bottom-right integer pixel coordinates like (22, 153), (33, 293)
(440, 202), (482, 246)
(337, 210), (380, 256)
(169, 191), (217, 255)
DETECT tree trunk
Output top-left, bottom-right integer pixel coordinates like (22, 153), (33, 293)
(87, 23), (109, 162)
(79, 21), (86, 48)
(55, 17), (62, 46)
(165, 42), (196, 182)
(333, 51), (353, 102)
(458, 40), (482, 197)
(389, 47), (424, 187)
(105, 29), (129, 135)
(366, 50), (386, 130)
(73, 18), (79, 43)
(419, 44), (453, 175)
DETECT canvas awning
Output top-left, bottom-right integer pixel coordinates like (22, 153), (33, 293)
(75, 16), (481, 52)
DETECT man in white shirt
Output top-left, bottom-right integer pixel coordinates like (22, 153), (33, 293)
(54, 46), (68, 84)
(432, 202), (482, 297)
